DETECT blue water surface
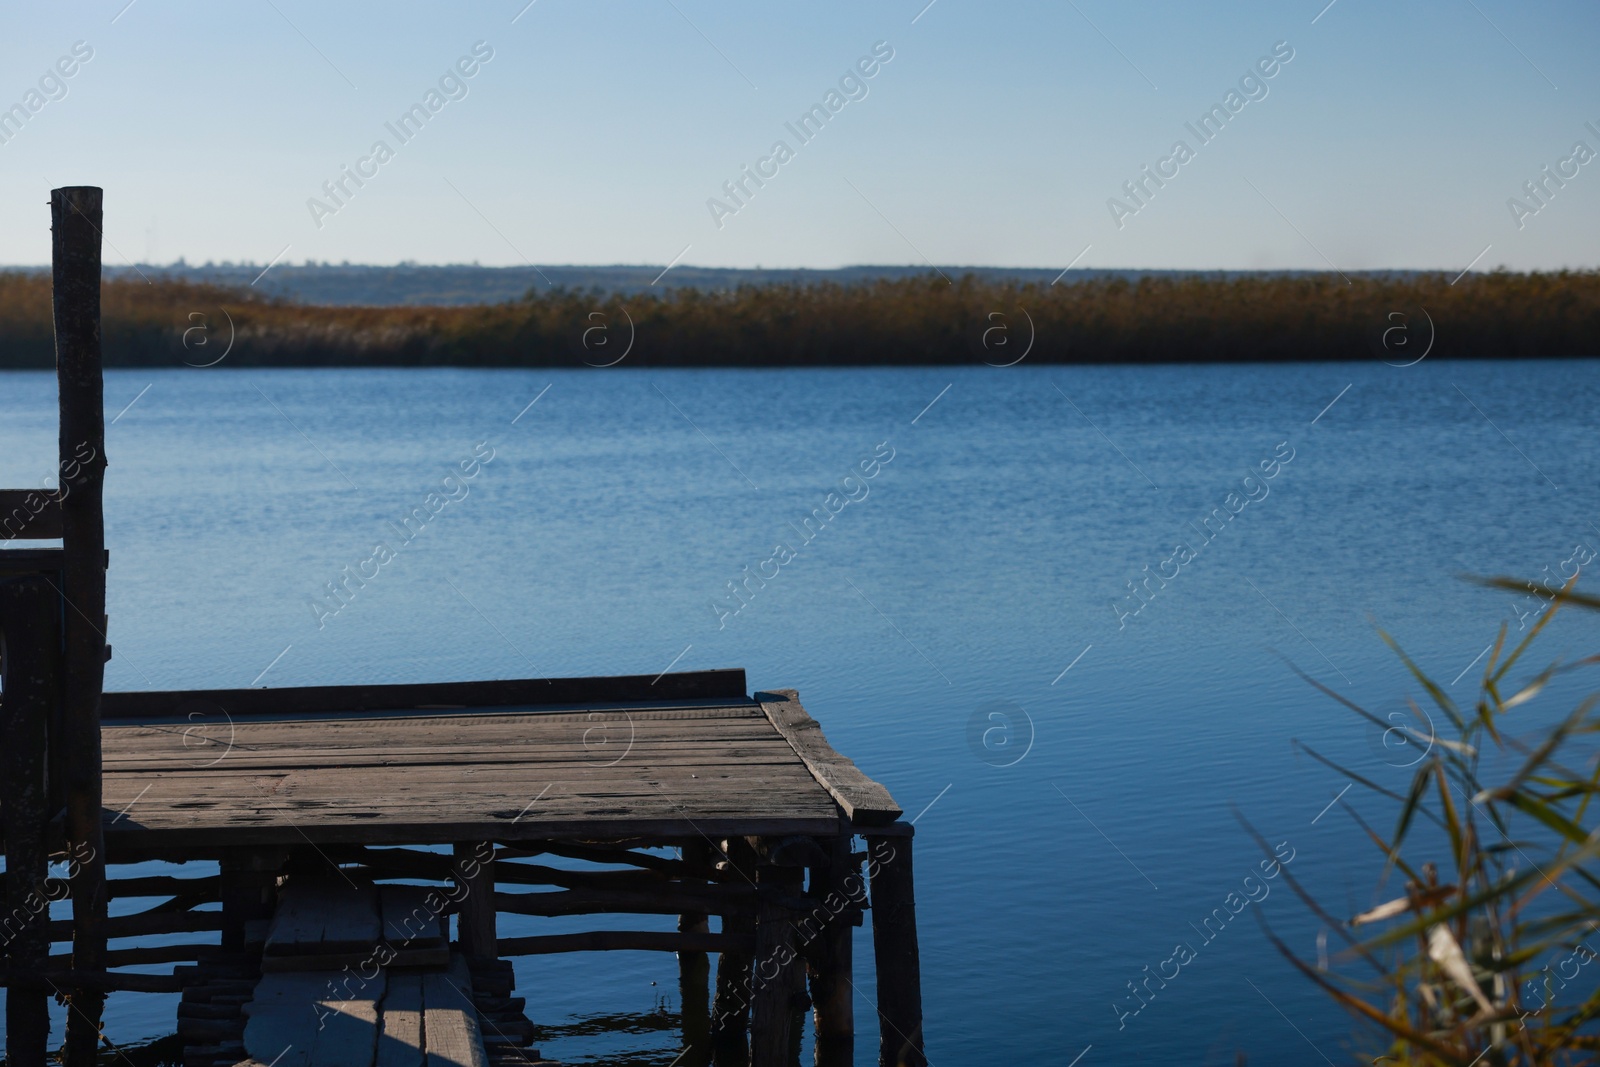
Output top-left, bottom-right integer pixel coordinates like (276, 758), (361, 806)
(2, 359), (1597, 1065)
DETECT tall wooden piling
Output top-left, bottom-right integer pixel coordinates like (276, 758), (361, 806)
(2, 574), (63, 1067)
(679, 839), (714, 1067)
(454, 841), (497, 959)
(750, 860), (807, 1067)
(52, 185), (111, 1067)
(865, 829), (924, 1067)
(809, 835), (857, 1067)
(712, 837), (758, 1067)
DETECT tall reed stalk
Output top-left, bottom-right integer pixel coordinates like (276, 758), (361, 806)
(1278, 576), (1600, 1065)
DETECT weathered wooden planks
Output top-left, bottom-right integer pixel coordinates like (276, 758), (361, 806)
(243, 969), (386, 1067)
(242, 952), (490, 1067)
(100, 669), (748, 720)
(376, 973), (424, 1067)
(311, 971), (384, 1067)
(756, 689), (902, 825)
(97, 701), (846, 848)
(421, 956), (489, 1067)
(380, 885), (448, 949)
(0, 489), (64, 540)
(265, 877), (381, 958)
(496, 929), (753, 956)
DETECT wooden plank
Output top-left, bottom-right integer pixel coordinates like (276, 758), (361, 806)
(102, 814), (844, 850)
(260, 944), (448, 973)
(311, 969), (383, 1067)
(101, 704), (773, 745)
(100, 669), (749, 720)
(496, 930), (753, 956)
(243, 972), (323, 1067)
(493, 886), (758, 918)
(377, 973), (425, 1067)
(106, 874), (221, 899)
(755, 689), (902, 825)
(101, 740), (804, 772)
(244, 969), (386, 1067)
(0, 547), (67, 575)
(421, 956), (488, 1067)
(48, 909), (224, 942)
(265, 877), (380, 956)
(45, 942), (224, 967)
(381, 885), (446, 949)
(0, 489), (64, 540)
(31, 968), (184, 994)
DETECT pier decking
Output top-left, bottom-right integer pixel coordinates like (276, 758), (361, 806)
(98, 679), (874, 850)
(0, 187), (926, 1067)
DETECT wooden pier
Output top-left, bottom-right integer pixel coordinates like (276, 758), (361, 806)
(0, 188), (925, 1067)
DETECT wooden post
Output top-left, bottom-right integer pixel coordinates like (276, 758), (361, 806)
(453, 841), (497, 959)
(809, 834), (858, 1067)
(53, 185), (110, 1067)
(678, 840), (713, 1067)
(865, 829), (923, 1067)
(711, 837), (757, 1067)
(750, 858), (807, 1067)
(218, 851), (276, 952)
(2, 573), (63, 1067)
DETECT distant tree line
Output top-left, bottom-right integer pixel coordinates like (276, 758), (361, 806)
(0, 269), (1596, 368)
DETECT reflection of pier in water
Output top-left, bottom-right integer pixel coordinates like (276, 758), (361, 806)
(0, 187), (925, 1067)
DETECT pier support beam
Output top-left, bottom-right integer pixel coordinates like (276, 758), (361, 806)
(809, 834), (859, 1067)
(2, 574), (63, 1067)
(219, 851), (277, 952)
(678, 840), (713, 1067)
(711, 837), (758, 1067)
(53, 185), (110, 1067)
(453, 841), (497, 959)
(750, 857), (807, 1067)
(865, 827), (924, 1067)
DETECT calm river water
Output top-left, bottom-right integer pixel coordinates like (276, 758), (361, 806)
(1, 360), (1597, 1064)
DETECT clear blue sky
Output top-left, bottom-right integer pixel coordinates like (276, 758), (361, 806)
(0, 0), (1595, 272)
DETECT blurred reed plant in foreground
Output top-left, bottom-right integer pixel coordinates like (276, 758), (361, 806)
(1275, 577), (1600, 1065)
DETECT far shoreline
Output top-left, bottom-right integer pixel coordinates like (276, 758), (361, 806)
(0, 268), (1596, 369)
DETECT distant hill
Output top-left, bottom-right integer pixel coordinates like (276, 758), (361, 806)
(65, 262), (1372, 307)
